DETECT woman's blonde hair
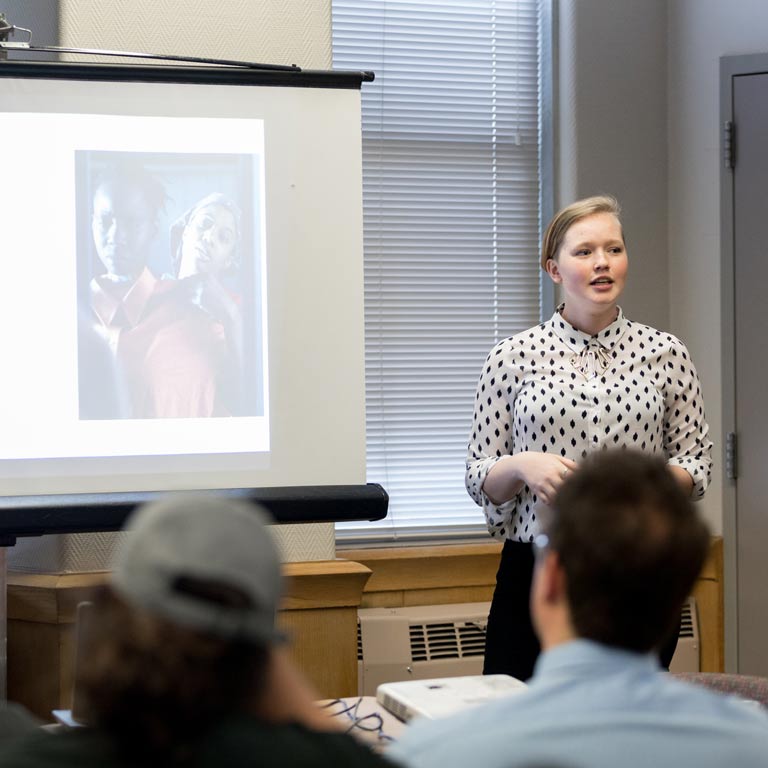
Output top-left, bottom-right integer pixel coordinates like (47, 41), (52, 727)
(540, 194), (622, 270)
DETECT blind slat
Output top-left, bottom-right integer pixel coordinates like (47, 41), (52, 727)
(332, 0), (544, 542)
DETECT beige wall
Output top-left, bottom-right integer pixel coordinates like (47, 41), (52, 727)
(58, 0), (331, 68)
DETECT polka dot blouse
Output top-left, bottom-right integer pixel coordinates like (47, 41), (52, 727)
(465, 307), (713, 541)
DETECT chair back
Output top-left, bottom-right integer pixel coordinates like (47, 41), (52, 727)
(672, 672), (768, 709)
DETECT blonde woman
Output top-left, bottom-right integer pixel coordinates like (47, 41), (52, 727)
(466, 195), (712, 680)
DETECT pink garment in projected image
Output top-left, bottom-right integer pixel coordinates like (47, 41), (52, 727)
(91, 268), (231, 418)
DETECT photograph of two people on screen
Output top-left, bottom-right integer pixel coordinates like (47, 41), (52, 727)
(74, 149), (266, 422)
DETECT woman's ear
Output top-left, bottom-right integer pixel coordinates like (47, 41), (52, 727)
(546, 258), (562, 283)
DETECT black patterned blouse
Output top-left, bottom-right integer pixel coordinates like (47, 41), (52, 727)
(465, 307), (713, 541)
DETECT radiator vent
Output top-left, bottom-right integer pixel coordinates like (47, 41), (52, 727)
(409, 620), (486, 661)
(679, 599), (695, 639)
(357, 602), (491, 696)
(356, 612), (487, 662)
(669, 596), (700, 674)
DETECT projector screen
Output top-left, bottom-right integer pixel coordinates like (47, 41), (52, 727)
(0, 61), (378, 530)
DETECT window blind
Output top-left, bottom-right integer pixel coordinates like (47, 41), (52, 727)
(332, 0), (546, 542)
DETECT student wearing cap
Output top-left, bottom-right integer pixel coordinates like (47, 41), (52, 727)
(0, 496), (394, 767)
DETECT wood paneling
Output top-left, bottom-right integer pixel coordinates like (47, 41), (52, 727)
(343, 543), (503, 598)
(692, 538), (724, 673)
(279, 607), (358, 696)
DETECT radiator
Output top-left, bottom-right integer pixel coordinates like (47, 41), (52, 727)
(357, 602), (490, 696)
(669, 596), (701, 673)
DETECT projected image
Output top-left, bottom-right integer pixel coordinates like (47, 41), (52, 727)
(76, 150), (265, 421)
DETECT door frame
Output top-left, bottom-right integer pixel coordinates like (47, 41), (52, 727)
(720, 53), (768, 672)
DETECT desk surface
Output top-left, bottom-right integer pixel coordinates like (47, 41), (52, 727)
(54, 699), (405, 751)
(319, 696), (405, 749)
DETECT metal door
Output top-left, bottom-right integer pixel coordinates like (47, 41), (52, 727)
(723, 56), (768, 673)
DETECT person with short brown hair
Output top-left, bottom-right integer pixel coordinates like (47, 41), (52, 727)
(538, 449), (709, 653)
(393, 451), (768, 768)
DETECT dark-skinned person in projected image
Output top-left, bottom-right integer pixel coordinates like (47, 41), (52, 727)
(464, 194), (713, 681)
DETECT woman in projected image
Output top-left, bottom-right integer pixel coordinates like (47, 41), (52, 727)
(170, 192), (245, 415)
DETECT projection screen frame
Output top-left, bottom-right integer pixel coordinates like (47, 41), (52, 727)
(0, 60), (383, 536)
(0, 59), (375, 88)
(0, 483), (389, 540)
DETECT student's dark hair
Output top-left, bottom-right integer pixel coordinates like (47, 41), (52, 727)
(546, 449), (709, 652)
(77, 586), (269, 765)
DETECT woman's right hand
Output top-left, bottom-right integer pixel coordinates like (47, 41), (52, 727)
(482, 452), (577, 506)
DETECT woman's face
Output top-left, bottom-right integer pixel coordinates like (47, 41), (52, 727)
(178, 202), (238, 279)
(546, 212), (627, 324)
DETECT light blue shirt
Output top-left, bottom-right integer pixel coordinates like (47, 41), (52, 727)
(389, 640), (768, 768)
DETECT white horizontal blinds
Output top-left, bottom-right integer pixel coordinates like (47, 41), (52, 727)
(333, 0), (542, 541)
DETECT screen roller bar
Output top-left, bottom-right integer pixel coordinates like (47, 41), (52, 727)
(0, 483), (388, 539)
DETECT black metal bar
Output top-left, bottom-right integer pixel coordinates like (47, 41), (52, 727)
(0, 483), (388, 536)
(0, 59), (375, 88)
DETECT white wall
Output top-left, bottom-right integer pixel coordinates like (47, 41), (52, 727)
(667, 0), (768, 537)
(559, 0), (763, 535)
(557, 0), (669, 332)
(562, 0), (768, 535)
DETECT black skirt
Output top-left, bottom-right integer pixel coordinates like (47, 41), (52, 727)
(483, 539), (540, 680)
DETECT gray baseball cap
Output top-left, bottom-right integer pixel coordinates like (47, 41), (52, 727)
(111, 494), (283, 645)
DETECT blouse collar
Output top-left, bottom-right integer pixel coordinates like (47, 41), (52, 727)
(547, 306), (629, 380)
(548, 304), (628, 351)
